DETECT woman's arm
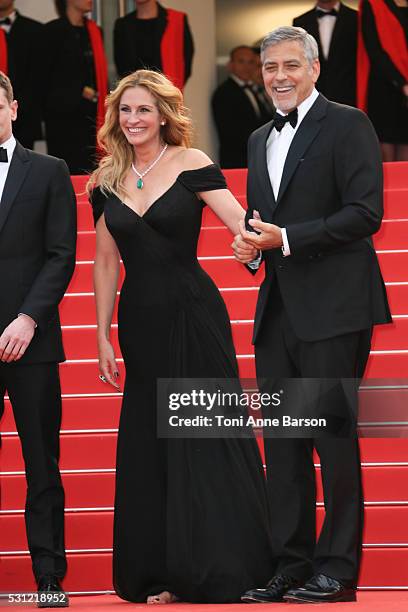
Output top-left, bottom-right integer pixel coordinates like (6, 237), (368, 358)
(179, 148), (258, 261)
(94, 215), (121, 388)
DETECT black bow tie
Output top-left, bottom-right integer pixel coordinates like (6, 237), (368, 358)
(0, 17), (11, 26)
(0, 147), (8, 162)
(316, 8), (338, 18)
(273, 108), (298, 132)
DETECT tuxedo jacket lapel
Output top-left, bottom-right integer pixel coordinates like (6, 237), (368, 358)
(277, 95), (327, 204)
(254, 121), (276, 218)
(0, 142), (31, 236)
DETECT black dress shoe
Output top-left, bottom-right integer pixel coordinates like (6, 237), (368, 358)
(283, 573), (356, 603)
(37, 576), (69, 608)
(241, 574), (301, 603)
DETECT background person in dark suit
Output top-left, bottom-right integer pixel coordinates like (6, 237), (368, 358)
(233, 26), (391, 604)
(293, 1), (357, 106)
(42, 0), (108, 175)
(0, 0), (43, 149)
(212, 45), (274, 169)
(0, 72), (76, 600)
(114, 0), (194, 90)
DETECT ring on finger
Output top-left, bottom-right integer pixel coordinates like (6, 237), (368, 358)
(99, 374), (107, 383)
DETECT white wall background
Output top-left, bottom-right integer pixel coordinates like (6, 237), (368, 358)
(15, 0), (57, 22)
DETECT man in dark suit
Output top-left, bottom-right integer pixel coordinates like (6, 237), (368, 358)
(233, 27), (391, 603)
(0, 72), (76, 603)
(0, 0), (43, 148)
(293, 1), (357, 106)
(212, 45), (274, 169)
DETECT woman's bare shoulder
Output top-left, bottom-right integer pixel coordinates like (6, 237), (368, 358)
(173, 147), (214, 171)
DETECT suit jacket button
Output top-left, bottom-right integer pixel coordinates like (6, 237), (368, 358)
(278, 264), (284, 270)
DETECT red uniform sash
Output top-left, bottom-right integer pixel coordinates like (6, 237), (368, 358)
(85, 19), (108, 136)
(357, 0), (408, 112)
(0, 28), (8, 74)
(160, 8), (185, 91)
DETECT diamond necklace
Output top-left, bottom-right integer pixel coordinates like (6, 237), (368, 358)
(131, 143), (168, 189)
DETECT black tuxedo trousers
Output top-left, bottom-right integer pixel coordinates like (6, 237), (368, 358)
(255, 282), (371, 584)
(0, 363), (66, 580)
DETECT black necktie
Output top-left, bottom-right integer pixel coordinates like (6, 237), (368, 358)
(0, 147), (8, 162)
(316, 8), (338, 18)
(273, 108), (298, 132)
(0, 17), (11, 26)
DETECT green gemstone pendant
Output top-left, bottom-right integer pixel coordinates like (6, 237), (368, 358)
(137, 178), (144, 189)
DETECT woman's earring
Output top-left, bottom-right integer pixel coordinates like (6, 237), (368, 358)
(161, 121), (166, 126)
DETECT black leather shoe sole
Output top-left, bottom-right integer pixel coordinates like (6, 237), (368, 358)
(284, 590), (356, 604)
(241, 593), (284, 603)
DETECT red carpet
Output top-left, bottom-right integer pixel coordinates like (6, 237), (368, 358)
(2, 592), (407, 610)
(1, 162), (407, 594)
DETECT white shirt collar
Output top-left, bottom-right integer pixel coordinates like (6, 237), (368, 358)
(230, 74), (253, 87)
(0, 134), (17, 160)
(275, 87), (319, 126)
(317, 2), (341, 14)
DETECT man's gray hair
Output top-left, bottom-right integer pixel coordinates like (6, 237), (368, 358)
(261, 26), (319, 65)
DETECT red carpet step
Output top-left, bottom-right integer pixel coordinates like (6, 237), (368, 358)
(1, 547), (407, 592)
(59, 283), (407, 326)
(2, 465), (407, 513)
(1, 436), (407, 473)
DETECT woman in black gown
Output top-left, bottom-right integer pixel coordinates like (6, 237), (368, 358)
(87, 70), (275, 603)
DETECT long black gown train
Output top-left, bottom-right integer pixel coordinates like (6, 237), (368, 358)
(90, 165), (274, 602)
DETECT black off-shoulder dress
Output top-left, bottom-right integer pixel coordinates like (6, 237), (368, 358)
(90, 164), (274, 603)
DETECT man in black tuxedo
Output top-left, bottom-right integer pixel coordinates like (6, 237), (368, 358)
(0, 72), (76, 603)
(293, 1), (357, 106)
(233, 27), (391, 603)
(212, 45), (274, 168)
(0, 0), (43, 148)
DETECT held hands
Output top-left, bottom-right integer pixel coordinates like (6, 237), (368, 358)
(232, 210), (261, 263)
(0, 315), (36, 362)
(98, 337), (120, 390)
(240, 210), (283, 250)
(232, 210), (283, 263)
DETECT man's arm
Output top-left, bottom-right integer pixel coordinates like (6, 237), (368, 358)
(285, 110), (383, 256)
(19, 159), (77, 328)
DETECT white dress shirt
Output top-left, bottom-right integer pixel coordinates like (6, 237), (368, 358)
(317, 2), (340, 60)
(266, 88), (319, 256)
(0, 134), (16, 201)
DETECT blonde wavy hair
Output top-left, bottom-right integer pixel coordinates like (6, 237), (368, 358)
(87, 70), (193, 198)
